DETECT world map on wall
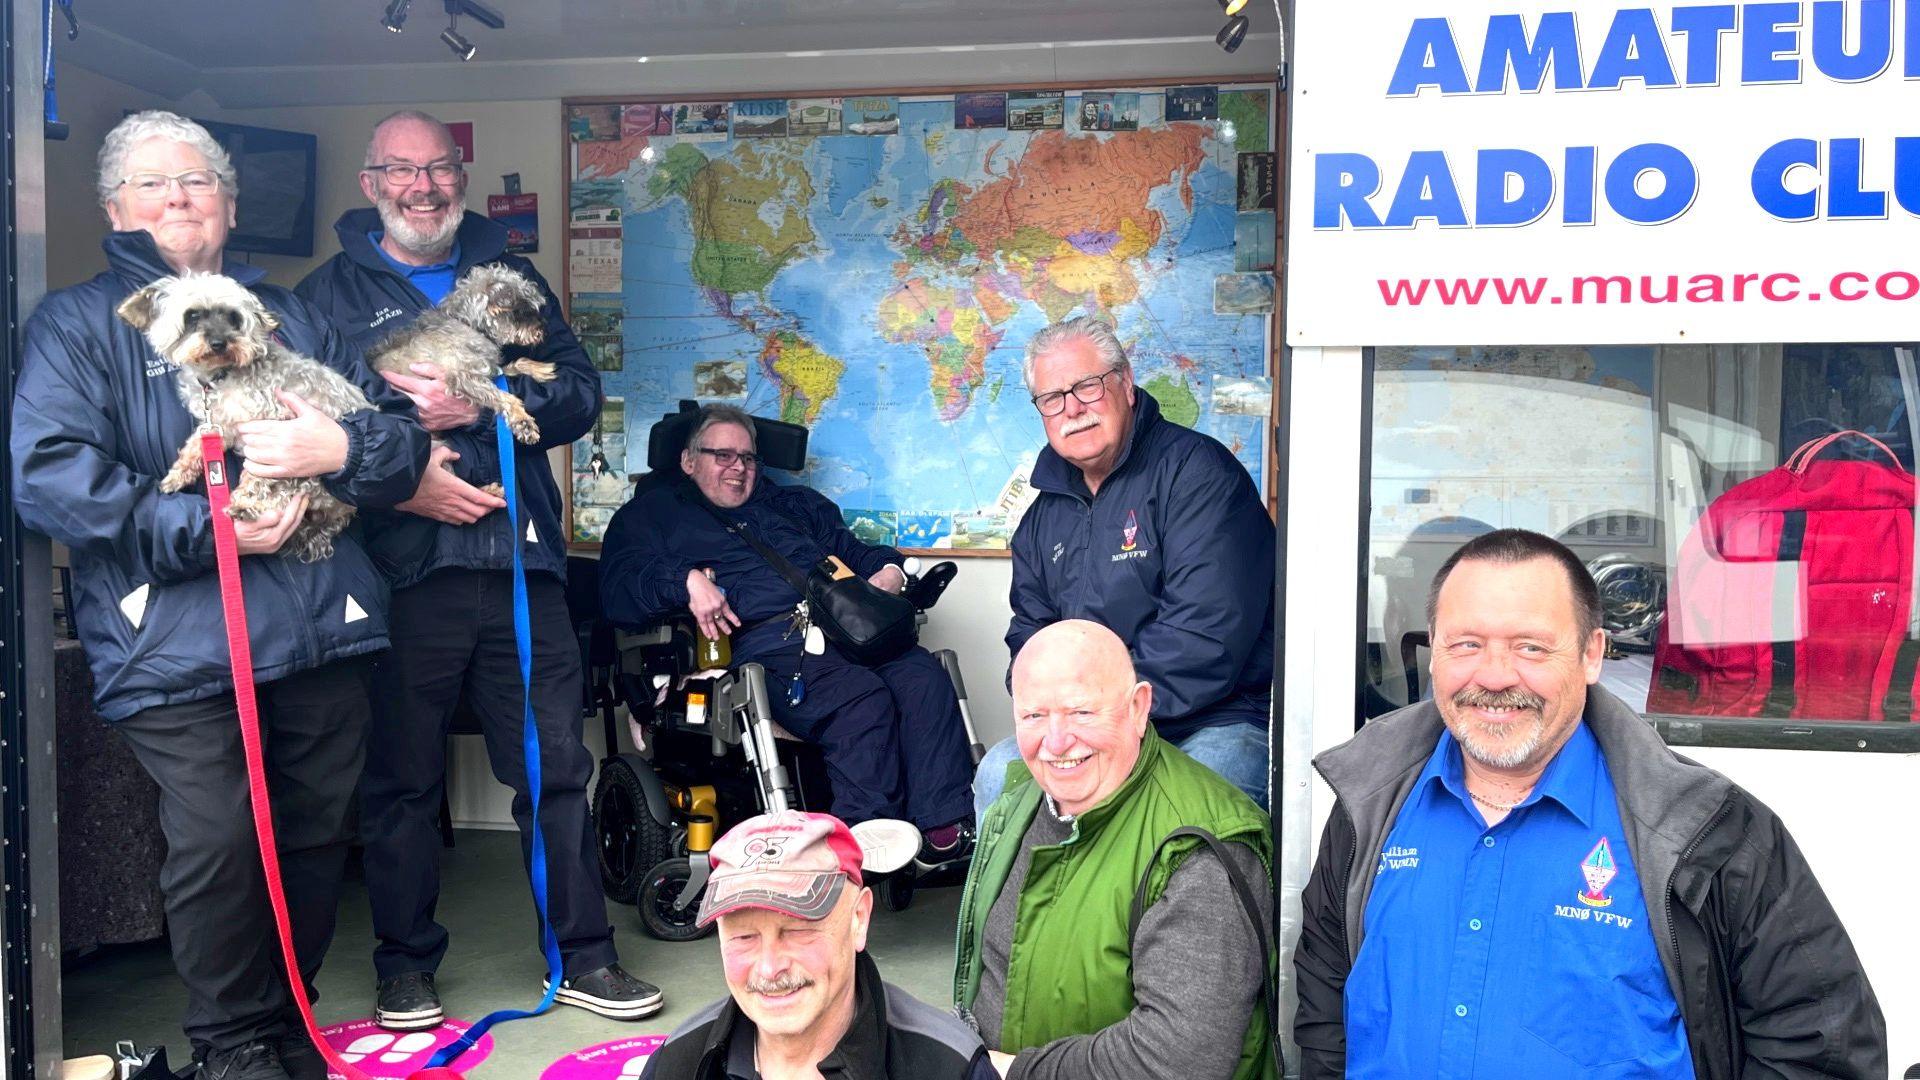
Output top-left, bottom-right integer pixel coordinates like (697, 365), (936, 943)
(565, 89), (1275, 547)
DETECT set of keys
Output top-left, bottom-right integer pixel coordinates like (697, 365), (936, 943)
(782, 600), (827, 705)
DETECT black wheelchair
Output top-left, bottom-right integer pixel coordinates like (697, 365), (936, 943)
(583, 401), (986, 941)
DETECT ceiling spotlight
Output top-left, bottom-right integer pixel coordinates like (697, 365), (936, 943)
(1216, 13), (1249, 52)
(1218, 0), (1249, 13)
(382, 0), (410, 31)
(441, 23), (476, 59)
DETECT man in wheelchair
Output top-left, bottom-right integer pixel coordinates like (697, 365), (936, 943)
(600, 404), (977, 867)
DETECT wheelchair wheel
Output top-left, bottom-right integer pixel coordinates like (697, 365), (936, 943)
(639, 857), (713, 941)
(881, 872), (915, 913)
(593, 757), (671, 904)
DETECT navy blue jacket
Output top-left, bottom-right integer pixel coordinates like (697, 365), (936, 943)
(1009, 390), (1274, 741)
(9, 231), (430, 721)
(296, 209), (600, 589)
(600, 476), (901, 658)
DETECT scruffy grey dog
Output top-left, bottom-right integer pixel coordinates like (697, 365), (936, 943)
(118, 272), (373, 562)
(366, 264), (554, 444)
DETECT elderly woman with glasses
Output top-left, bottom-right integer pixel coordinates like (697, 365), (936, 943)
(8, 110), (427, 1080)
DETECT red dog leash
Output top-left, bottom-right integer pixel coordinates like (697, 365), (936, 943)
(200, 432), (463, 1080)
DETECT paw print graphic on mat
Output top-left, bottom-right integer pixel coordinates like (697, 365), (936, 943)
(322, 1018), (494, 1080)
(341, 1032), (438, 1064)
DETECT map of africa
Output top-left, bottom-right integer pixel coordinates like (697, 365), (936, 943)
(565, 88), (1275, 547)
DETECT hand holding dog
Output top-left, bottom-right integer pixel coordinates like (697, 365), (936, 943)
(383, 362), (481, 432)
(237, 392), (348, 478)
(686, 569), (741, 641)
(397, 444), (507, 525)
(234, 492), (309, 556)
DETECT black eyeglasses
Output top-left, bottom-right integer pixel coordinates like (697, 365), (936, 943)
(695, 447), (759, 469)
(363, 161), (464, 187)
(1031, 365), (1121, 417)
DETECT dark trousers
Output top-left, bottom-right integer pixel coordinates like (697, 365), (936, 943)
(115, 658), (371, 1054)
(360, 568), (615, 981)
(752, 639), (975, 829)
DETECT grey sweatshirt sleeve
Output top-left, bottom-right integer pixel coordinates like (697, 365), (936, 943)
(1006, 841), (1271, 1080)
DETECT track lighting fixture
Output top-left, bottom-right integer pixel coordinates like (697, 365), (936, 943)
(382, 0), (410, 32)
(441, 22), (477, 60)
(1216, 13), (1249, 52)
(1218, 0), (1248, 14)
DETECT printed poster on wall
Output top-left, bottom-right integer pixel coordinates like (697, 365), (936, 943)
(487, 193), (538, 254)
(560, 83), (1278, 551)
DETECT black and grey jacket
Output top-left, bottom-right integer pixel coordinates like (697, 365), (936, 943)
(640, 951), (996, 1080)
(1292, 685), (1886, 1080)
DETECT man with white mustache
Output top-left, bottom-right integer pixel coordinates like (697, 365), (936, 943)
(1294, 529), (1885, 1079)
(976, 317), (1275, 820)
(639, 811), (995, 1080)
(955, 621), (1275, 1080)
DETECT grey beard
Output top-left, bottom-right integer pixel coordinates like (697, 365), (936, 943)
(377, 193), (463, 259)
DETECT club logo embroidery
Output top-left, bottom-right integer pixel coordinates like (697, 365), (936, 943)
(1121, 509), (1139, 551)
(1578, 836), (1618, 907)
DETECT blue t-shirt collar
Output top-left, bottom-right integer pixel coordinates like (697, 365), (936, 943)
(1420, 714), (1602, 829)
(368, 230), (461, 276)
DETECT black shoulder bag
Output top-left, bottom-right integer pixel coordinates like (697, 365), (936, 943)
(700, 502), (919, 667)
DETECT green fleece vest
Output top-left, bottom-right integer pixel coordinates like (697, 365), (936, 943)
(952, 728), (1276, 1080)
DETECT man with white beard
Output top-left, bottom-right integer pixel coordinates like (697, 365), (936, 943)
(298, 110), (663, 1029)
(1292, 529), (1884, 1079)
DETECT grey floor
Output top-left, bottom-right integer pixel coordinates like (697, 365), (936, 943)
(63, 829), (966, 1078)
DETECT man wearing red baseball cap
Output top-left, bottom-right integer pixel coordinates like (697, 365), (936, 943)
(640, 811), (995, 1080)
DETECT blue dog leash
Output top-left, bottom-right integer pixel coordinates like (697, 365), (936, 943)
(427, 389), (564, 1067)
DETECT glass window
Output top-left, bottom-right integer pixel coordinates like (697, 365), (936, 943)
(1361, 342), (1920, 751)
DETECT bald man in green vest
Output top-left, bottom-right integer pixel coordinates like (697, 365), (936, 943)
(954, 621), (1276, 1080)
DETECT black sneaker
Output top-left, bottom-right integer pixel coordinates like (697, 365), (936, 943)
(196, 1041), (292, 1080)
(915, 820), (975, 871)
(273, 1034), (327, 1080)
(546, 963), (665, 1020)
(375, 970), (444, 1031)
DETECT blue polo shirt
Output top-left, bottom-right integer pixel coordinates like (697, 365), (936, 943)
(369, 231), (461, 304)
(1346, 722), (1695, 1078)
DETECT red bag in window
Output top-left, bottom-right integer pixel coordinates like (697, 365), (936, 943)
(1648, 430), (1920, 722)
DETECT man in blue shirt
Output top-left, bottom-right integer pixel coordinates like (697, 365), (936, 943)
(1293, 529), (1885, 1079)
(298, 110), (661, 1031)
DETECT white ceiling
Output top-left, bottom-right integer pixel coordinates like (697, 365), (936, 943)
(60, 0), (1283, 109)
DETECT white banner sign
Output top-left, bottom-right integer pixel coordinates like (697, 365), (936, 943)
(1285, 0), (1920, 345)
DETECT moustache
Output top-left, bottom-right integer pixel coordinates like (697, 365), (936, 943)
(1452, 686), (1547, 712)
(746, 974), (812, 996)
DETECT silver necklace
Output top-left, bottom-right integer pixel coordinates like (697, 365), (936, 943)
(1468, 788), (1526, 812)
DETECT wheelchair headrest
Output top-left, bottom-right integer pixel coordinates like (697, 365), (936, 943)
(645, 400), (808, 474)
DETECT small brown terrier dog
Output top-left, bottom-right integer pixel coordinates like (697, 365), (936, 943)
(366, 263), (554, 446)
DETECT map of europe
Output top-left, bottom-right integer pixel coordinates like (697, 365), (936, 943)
(566, 88), (1274, 547)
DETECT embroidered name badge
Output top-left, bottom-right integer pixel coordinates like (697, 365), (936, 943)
(1376, 844), (1419, 874)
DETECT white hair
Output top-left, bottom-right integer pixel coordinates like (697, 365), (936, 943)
(1023, 316), (1129, 388)
(97, 111), (237, 211)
